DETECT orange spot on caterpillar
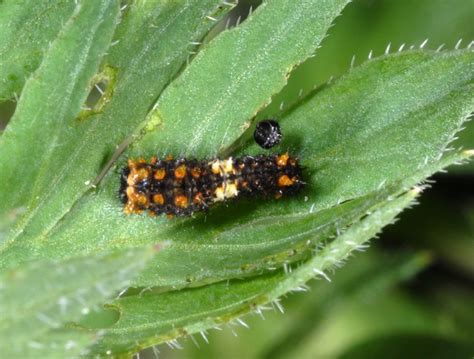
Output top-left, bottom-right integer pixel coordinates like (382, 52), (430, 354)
(137, 168), (149, 179)
(278, 175), (294, 187)
(154, 168), (166, 180)
(193, 192), (204, 204)
(191, 167), (201, 178)
(276, 153), (289, 167)
(174, 165), (187, 179)
(174, 194), (188, 208)
(153, 193), (165, 205)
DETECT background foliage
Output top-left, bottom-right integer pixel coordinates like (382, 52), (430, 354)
(0, 0), (472, 358)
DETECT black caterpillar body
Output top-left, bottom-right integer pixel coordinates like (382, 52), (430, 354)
(120, 153), (303, 217)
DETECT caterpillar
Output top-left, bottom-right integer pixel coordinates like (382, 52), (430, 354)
(119, 153), (304, 217)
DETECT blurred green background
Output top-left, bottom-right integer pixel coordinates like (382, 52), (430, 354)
(1, 0), (473, 358)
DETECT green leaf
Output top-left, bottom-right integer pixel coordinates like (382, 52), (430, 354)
(171, 250), (432, 359)
(255, 50), (474, 211)
(0, 0), (233, 260)
(65, 50), (474, 355)
(133, 0), (351, 157)
(0, 0), (120, 236)
(265, 0), (474, 110)
(88, 188), (418, 356)
(0, 0), (77, 101)
(8, 50), (471, 290)
(0, 247), (155, 357)
(1, 1), (473, 356)
(0, 0), (353, 278)
(3, 330), (94, 359)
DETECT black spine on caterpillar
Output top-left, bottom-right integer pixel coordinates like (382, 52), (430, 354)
(120, 153), (304, 217)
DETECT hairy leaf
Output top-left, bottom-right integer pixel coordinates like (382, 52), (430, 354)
(0, 1), (472, 356)
(133, 0), (351, 158)
(0, 0), (120, 239)
(0, 247), (155, 357)
(6, 51), (470, 290)
(0, 0), (233, 262)
(88, 188), (418, 356)
(0, 0), (77, 100)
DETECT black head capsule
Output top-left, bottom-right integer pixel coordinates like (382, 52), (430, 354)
(254, 119), (282, 149)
